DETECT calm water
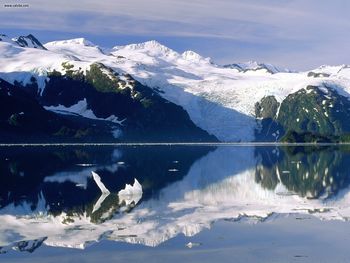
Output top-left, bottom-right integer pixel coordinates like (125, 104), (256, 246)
(1, 145), (350, 262)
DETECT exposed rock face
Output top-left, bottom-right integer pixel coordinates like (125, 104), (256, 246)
(0, 78), (117, 142)
(278, 85), (350, 139)
(255, 85), (350, 142)
(255, 96), (280, 119)
(1, 62), (217, 143)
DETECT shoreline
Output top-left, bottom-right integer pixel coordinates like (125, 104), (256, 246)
(0, 142), (349, 147)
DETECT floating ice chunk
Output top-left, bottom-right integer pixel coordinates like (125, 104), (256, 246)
(92, 193), (110, 214)
(118, 179), (142, 196)
(118, 179), (143, 206)
(76, 163), (95, 167)
(92, 171), (110, 194)
(186, 242), (202, 248)
(91, 171), (111, 213)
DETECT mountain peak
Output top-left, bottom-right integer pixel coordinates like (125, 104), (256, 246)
(181, 50), (208, 62)
(142, 40), (168, 49)
(12, 34), (46, 50)
(310, 64), (350, 76)
(224, 61), (289, 74)
(0, 34), (46, 50)
(113, 40), (177, 56)
(45, 38), (96, 47)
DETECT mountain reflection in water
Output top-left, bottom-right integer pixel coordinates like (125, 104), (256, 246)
(1, 145), (350, 253)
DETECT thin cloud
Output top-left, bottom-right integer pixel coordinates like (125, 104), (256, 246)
(1, 0), (350, 70)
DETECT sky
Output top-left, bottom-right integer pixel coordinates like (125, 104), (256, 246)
(0, 0), (350, 70)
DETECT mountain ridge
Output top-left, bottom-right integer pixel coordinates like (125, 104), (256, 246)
(2, 33), (350, 142)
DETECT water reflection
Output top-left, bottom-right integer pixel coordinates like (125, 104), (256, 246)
(1, 145), (350, 253)
(255, 146), (350, 199)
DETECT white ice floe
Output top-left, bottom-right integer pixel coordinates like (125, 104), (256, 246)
(92, 171), (110, 195)
(92, 193), (110, 214)
(76, 163), (95, 167)
(118, 179), (143, 206)
(91, 171), (111, 213)
(118, 179), (142, 196)
(186, 242), (202, 248)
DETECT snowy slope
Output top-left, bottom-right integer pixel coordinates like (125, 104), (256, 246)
(0, 37), (89, 94)
(2, 34), (350, 141)
(224, 61), (290, 74)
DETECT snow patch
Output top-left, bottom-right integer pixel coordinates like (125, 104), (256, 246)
(44, 99), (125, 125)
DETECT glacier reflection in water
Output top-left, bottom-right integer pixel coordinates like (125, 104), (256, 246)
(1, 145), (350, 253)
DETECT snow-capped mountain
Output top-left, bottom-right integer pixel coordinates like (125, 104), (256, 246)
(0, 35), (216, 143)
(2, 33), (350, 142)
(0, 34), (46, 50)
(223, 61), (290, 74)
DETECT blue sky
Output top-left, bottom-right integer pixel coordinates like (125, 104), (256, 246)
(1, 0), (350, 70)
